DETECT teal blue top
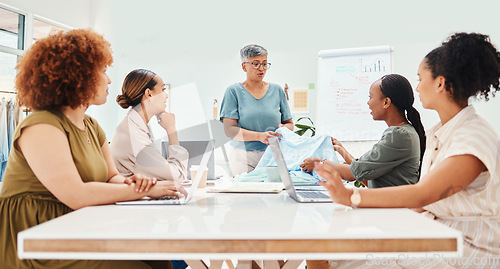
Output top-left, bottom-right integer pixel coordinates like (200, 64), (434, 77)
(220, 83), (292, 151)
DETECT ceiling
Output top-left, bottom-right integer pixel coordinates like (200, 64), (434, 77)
(0, 7), (65, 44)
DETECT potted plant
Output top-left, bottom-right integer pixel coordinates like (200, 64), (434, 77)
(294, 117), (316, 137)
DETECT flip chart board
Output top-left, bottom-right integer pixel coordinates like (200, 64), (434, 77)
(316, 46), (392, 141)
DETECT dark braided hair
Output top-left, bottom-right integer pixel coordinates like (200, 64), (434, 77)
(424, 32), (500, 105)
(380, 74), (426, 169)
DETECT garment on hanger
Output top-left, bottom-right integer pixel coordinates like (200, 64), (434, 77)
(17, 105), (28, 127)
(13, 101), (19, 127)
(7, 100), (15, 152)
(0, 98), (9, 181)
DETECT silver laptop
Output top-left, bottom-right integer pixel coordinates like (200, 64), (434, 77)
(163, 140), (216, 180)
(116, 141), (213, 205)
(268, 137), (332, 203)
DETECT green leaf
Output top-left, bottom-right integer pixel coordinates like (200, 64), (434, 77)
(354, 181), (365, 188)
(308, 118), (315, 126)
(294, 129), (307, 136)
(296, 116), (314, 126)
(295, 123), (313, 129)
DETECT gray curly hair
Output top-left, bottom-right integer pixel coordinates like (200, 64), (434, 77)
(240, 44), (268, 62)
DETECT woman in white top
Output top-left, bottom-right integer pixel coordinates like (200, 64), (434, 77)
(111, 69), (188, 184)
(311, 32), (500, 268)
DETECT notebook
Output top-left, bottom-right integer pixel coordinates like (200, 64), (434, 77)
(268, 137), (332, 203)
(116, 141), (213, 205)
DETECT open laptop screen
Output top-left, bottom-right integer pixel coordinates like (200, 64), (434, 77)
(162, 141), (215, 180)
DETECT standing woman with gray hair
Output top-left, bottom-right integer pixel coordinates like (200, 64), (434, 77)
(220, 44), (293, 175)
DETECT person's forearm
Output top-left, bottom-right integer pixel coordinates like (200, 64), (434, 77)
(343, 153), (355, 164)
(225, 124), (261, 142)
(107, 174), (126, 184)
(61, 182), (148, 210)
(283, 122), (294, 131)
(166, 128), (179, 145)
(335, 147), (355, 164)
(325, 161), (355, 181)
(357, 184), (426, 208)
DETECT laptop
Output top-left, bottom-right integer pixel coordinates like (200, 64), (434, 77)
(116, 141), (213, 205)
(268, 137), (332, 203)
(163, 140), (216, 180)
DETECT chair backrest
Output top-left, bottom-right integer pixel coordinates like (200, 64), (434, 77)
(208, 120), (233, 177)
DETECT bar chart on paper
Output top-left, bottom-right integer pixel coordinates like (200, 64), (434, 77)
(316, 46), (392, 141)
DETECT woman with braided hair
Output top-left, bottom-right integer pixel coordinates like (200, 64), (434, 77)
(301, 74), (426, 188)
(311, 32), (500, 268)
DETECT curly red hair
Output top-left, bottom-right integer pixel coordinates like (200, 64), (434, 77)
(15, 28), (113, 110)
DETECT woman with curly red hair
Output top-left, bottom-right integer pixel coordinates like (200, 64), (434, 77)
(0, 29), (182, 268)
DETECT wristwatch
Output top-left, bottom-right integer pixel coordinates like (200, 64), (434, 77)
(350, 188), (361, 208)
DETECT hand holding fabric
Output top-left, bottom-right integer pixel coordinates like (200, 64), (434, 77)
(300, 157), (322, 173)
(258, 131), (282, 145)
(331, 137), (354, 164)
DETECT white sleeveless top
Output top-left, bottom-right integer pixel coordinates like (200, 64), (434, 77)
(422, 106), (500, 255)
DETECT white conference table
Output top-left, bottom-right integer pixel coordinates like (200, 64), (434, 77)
(18, 190), (462, 266)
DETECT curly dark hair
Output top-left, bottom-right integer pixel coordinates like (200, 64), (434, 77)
(15, 29), (113, 110)
(424, 32), (500, 104)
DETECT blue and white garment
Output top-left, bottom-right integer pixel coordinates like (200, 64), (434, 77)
(7, 101), (15, 153)
(257, 127), (338, 169)
(0, 99), (9, 181)
(233, 127), (339, 184)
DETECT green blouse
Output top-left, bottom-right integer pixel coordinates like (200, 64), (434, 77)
(350, 124), (421, 188)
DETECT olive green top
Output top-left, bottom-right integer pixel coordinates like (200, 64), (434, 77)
(0, 110), (108, 199)
(350, 124), (421, 188)
(0, 110), (152, 269)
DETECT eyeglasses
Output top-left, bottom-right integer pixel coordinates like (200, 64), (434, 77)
(244, 61), (271, 70)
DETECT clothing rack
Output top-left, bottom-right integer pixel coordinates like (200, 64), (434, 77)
(0, 90), (17, 94)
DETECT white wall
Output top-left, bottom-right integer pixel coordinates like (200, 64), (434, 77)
(87, 0), (500, 155)
(0, 0), (91, 28)
(4, 0), (500, 155)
